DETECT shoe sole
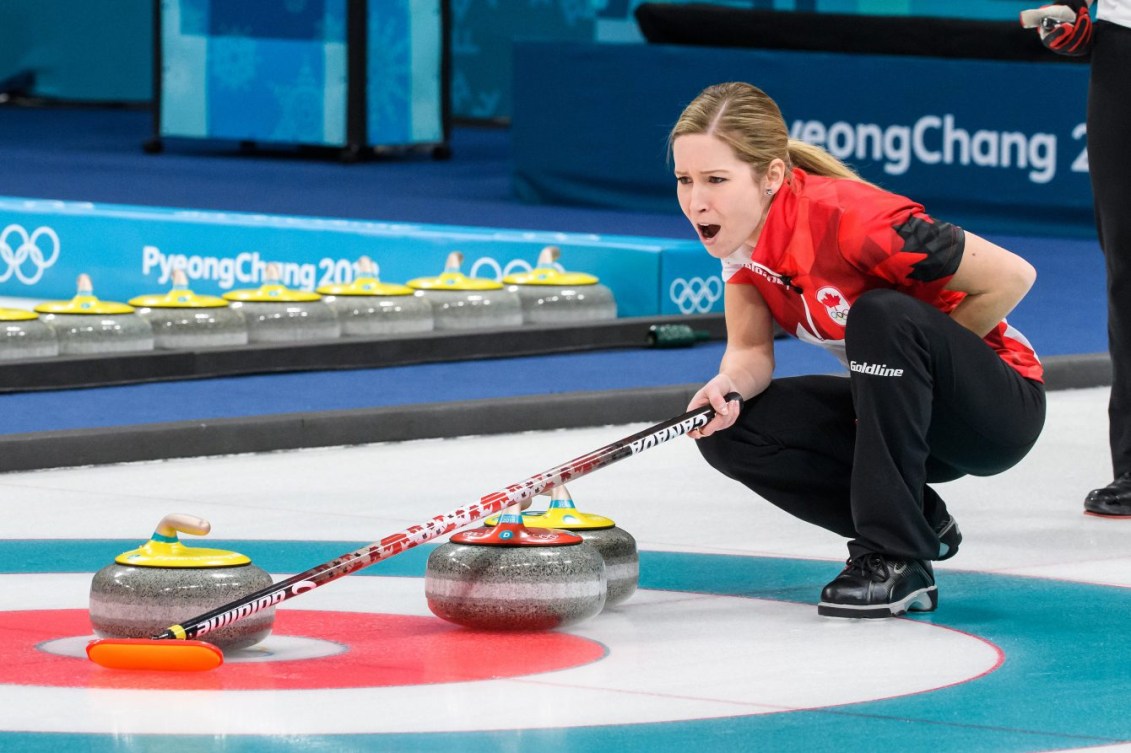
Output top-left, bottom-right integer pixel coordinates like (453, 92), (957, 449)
(817, 586), (938, 619)
(1084, 508), (1131, 519)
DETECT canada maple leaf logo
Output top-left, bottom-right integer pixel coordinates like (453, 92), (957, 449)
(819, 291), (842, 308)
(816, 286), (851, 324)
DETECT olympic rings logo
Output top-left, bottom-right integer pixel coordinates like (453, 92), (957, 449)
(469, 256), (551, 280)
(0, 224), (61, 285)
(669, 276), (723, 314)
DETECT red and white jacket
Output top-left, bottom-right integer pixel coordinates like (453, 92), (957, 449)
(722, 168), (1043, 382)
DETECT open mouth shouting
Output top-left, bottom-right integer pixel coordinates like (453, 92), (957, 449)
(698, 223), (721, 241)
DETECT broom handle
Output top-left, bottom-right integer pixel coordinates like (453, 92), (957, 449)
(157, 393), (742, 641)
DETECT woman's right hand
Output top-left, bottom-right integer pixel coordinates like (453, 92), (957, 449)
(687, 374), (743, 439)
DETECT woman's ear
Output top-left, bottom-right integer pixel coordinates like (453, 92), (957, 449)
(766, 158), (787, 193)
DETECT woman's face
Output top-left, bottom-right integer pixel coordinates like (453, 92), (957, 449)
(673, 133), (775, 259)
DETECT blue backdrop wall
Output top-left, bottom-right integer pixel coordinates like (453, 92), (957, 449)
(511, 42), (1094, 237)
(0, 0), (1027, 120)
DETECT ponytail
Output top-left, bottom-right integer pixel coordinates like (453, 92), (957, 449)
(787, 139), (876, 187)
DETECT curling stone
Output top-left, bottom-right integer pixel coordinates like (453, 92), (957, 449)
(488, 485), (638, 608)
(503, 246), (617, 324)
(223, 262), (340, 342)
(34, 274), (154, 355)
(406, 251), (523, 331)
(425, 506), (606, 630)
(129, 269), (248, 349)
(316, 256), (434, 336)
(0, 308), (58, 359)
(89, 513), (275, 650)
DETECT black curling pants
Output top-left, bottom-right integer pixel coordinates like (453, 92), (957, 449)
(697, 289), (1046, 561)
(1088, 22), (1131, 478)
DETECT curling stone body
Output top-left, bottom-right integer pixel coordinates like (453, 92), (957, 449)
(407, 251), (523, 331)
(35, 275), (154, 355)
(223, 280), (341, 343)
(493, 488), (638, 608)
(135, 306), (249, 349)
(130, 277), (248, 349)
(326, 294), (435, 336)
(37, 312), (155, 355)
(89, 514), (275, 650)
(503, 246), (616, 324)
(413, 289), (523, 331)
(89, 562), (274, 650)
(425, 520), (606, 630)
(0, 308), (58, 359)
(507, 283), (617, 324)
(317, 275), (434, 337)
(541, 522), (637, 608)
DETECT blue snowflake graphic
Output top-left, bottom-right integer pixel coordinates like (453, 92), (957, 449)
(210, 28), (260, 91)
(367, 4), (411, 143)
(270, 60), (326, 142)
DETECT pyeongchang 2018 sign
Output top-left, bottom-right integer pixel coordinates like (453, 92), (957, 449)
(512, 43), (1093, 235)
(788, 114), (1080, 185)
(747, 49), (1093, 222)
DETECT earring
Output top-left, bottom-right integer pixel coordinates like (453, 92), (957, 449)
(765, 188), (774, 196)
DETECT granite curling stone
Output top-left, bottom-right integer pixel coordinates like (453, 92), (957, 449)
(407, 251), (523, 331)
(316, 256), (434, 336)
(425, 506), (606, 630)
(489, 485), (638, 608)
(223, 262), (341, 342)
(89, 513), (275, 650)
(129, 269), (249, 349)
(503, 245), (617, 324)
(34, 274), (154, 355)
(0, 307), (58, 359)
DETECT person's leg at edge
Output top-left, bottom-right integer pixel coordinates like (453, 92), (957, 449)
(1083, 23), (1131, 515)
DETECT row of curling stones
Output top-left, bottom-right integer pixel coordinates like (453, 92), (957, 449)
(89, 513), (275, 650)
(131, 258), (433, 347)
(405, 247), (617, 328)
(424, 486), (637, 630)
(0, 245), (616, 359)
(135, 247), (613, 339)
(1, 272), (241, 356)
(163, 247), (610, 337)
(5, 263), (354, 355)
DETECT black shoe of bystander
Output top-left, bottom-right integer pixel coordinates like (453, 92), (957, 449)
(1084, 473), (1131, 517)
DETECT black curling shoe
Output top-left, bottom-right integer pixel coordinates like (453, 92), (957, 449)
(817, 554), (937, 619)
(1084, 473), (1131, 517)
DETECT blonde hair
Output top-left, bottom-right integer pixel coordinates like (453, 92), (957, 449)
(669, 82), (869, 184)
